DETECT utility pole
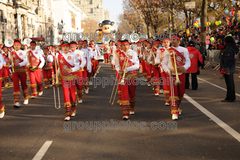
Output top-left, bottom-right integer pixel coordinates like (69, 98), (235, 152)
(13, 0), (19, 40)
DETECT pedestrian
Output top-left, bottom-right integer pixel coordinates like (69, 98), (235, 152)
(220, 36), (238, 102)
(200, 42), (207, 69)
(185, 41), (203, 90)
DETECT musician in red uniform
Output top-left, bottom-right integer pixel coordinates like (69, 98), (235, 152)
(57, 41), (80, 121)
(141, 40), (148, 80)
(28, 41), (45, 99)
(70, 41), (86, 103)
(162, 36), (191, 120)
(155, 38), (171, 106)
(11, 40), (30, 107)
(42, 48), (54, 88)
(0, 53), (6, 118)
(148, 40), (161, 96)
(2, 46), (10, 87)
(145, 42), (152, 86)
(115, 39), (139, 120)
(136, 41), (143, 73)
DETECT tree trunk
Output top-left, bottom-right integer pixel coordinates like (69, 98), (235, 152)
(200, 0), (207, 43)
(184, 9), (189, 32)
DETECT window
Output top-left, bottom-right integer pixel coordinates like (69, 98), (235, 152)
(90, 8), (93, 13)
(0, 10), (3, 22)
(2, 32), (5, 44)
(90, 0), (92, 4)
(78, 0), (81, 4)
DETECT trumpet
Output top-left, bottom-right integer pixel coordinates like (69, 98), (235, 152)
(53, 55), (62, 109)
(170, 51), (182, 85)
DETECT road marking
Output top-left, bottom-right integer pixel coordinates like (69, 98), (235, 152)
(184, 93), (240, 143)
(32, 141), (53, 160)
(198, 77), (240, 97)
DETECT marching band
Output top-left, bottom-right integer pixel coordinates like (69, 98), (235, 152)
(0, 35), (191, 121)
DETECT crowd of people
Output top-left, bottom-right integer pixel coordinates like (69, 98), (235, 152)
(0, 39), (101, 120)
(0, 28), (238, 121)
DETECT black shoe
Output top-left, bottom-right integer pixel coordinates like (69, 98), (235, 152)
(221, 99), (235, 102)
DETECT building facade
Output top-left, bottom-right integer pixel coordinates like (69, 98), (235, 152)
(53, 0), (85, 44)
(0, 0), (85, 46)
(72, 0), (110, 22)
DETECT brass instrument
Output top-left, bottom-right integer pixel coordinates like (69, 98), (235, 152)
(119, 52), (130, 85)
(53, 55), (62, 109)
(109, 71), (119, 105)
(4, 39), (14, 73)
(170, 51), (182, 85)
(151, 49), (157, 66)
(109, 53), (129, 105)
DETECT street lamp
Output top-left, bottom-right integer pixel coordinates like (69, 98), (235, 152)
(13, 0), (19, 40)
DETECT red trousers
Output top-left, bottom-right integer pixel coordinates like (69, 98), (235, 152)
(145, 63), (152, 84)
(141, 59), (147, 78)
(12, 72), (30, 103)
(116, 71), (121, 104)
(75, 71), (83, 101)
(2, 67), (10, 86)
(61, 79), (76, 116)
(91, 59), (99, 75)
(28, 69), (43, 96)
(82, 70), (88, 91)
(104, 54), (110, 64)
(139, 62), (143, 73)
(168, 74), (186, 115)
(161, 72), (170, 103)
(42, 69), (53, 88)
(0, 69), (5, 114)
(152, 65), (160, 94)
(120, 76), (137, 116)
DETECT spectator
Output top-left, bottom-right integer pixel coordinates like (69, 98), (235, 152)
(180, 40), (186, 47)
(185, 41), (203, 90)
(220, 36), (238, 102)
(200, 42), (207, 69)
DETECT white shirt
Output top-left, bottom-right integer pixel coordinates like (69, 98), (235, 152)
(74, 49), (86, 69)
(0, 54), (6, 69)
(115, 49), (140, 73)
(155, 47), (169, 65)
(162, 46), (191, 75)
(88, 48), (98, 60)
(11, 50), (28, 67)
(94, 44), (101, 56)
(57, 52), (80, 73)
(44, 54), (53, 63)
(81, 48), (92, 73)
(29, 49), (45, 69)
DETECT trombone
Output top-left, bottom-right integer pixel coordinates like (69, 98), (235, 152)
(109, 54), (129, 105)
(170, 51), (182, 85)
(53, 55), (62, 109)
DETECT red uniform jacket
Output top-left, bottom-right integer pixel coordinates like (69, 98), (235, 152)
(186, 46), (203, 73)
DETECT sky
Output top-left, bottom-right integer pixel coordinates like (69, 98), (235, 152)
(102, 0), (123, 29)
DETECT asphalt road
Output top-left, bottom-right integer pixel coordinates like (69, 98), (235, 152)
(0, 63), (240, 160)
